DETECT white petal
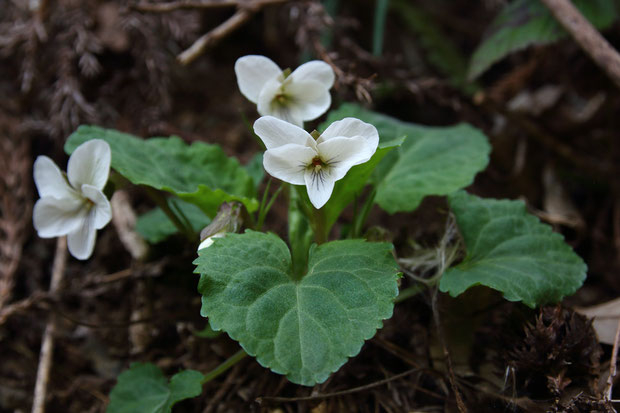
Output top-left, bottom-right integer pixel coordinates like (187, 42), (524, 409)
(197, 232), (226, 251)
(304, 168), (335, 209)
(67, 139), (111, 191)
(33, 197), (86, 238)
(81, 184), (112, 229)
(318, 118), (379, 151)
(253, 116), (316, 150)
(286, 80), (331, 121)
(235, 55), (282, 103)
(257, 78), (305, 126)
(263, 144), (316, 185)
(67, 210), (97, 260)
(33, 156), (80, 199)
(318, 136), (376, 181)
(290, 60), (335, 89)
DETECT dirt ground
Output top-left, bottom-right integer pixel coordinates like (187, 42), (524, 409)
(1, 0), (619, 412)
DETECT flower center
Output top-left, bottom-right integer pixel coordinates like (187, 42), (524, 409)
(274, 93), (289, 104)
(310, 156), (325, 172)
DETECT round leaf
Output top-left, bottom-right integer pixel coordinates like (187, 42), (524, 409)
(194, 231), (400, 386)
(439, 191), (587, 308)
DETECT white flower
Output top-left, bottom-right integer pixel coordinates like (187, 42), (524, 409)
(197, 232), (226, 251)
(254, 116), (379, 209)
(33, 139), (112, 260)
(235, 55), (335, 127)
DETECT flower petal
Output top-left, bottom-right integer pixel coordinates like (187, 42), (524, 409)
(254, 116), (315, 150)
(67, 139), (111, 191)
(33, 196), (86, 238)
(318, 118), (379, 150)
(33, 156), (80, 199)
(318, 136), (377, 181)
(304, 168), (335, 209)
(67, 210), (97, 260)
(235, 55), (282, 103)
(286, 80), (331, 122)
(290, 60), (335, 89)
(256, 78), (304, 126)
(263, 144), (316, 185)
(81, 184), (112, 229)
(198, 232), (226, 251)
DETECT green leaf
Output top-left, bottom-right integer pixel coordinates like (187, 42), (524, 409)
(439, 191), (587, 308)
(65, 126), (258, 217)
(468, 0), (618, 80)
(325, 104), (491, 214)
(137, 198), (211, 243)
(106, 363), (204, 413)
(194, 231), (399, 386)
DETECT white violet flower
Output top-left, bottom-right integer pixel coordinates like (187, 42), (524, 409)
(254, 116), (379, 209)
(235, 55), (335, 127)
(197, 232), (226, 251)
(33, 139), (112, 260)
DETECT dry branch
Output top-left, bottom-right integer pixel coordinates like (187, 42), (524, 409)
(540, 0), (620, 89)
(31, 237), (67, 413)
(176, 0), (288, 65)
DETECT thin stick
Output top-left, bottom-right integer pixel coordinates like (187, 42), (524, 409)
(605, 318), (620, 400)
(540, 0), (620, 89)
(257, 368), (422, 403)
(177, 8), (254, 65)
(176, 0), (288, 65)
(31, 236), (68, 413)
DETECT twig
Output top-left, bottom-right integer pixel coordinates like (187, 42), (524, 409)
(176, 0), (288, 65)
(257, 368), (422, 404)
(31, 237), (68, 413)
(0, 291), (50, 326)
(177, 8), (253, 65)
(540, 0), (620, 89)
(605, 318), (620, 400)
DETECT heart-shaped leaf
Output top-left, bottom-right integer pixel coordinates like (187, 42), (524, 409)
(106, 363), (204, 413)
(325, 104), (491, 214)
(194, 231), (400, 386)
(65, 126), (258, 217)
(439, 191), (587, 308)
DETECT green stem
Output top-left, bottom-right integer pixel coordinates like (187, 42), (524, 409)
(201, 349), (248, 384)
(372, 0), (390, 56)
(351, 188), (377, 238)
(145, 187), (194, 240)
(394, 283), (426, 303)
(170, 199), (193, 233)
(312, 206), (328, 244)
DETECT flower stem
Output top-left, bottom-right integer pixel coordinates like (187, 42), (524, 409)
(394, 283), (426, 303)
(312, 206), (328, 244)
(351, 188), (376, 238)
(289, 185), (313, 279)
(201, 349), (247, 385)
(145, 187), (194, 240)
